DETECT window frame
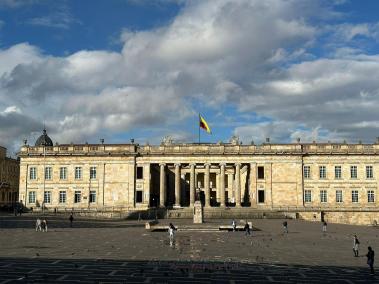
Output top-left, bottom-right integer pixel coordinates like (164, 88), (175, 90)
(74, 191), (82, 203)
(75, 167), (82, 180)
(334, 166), (342, 179)
(90, 167), (97, 180)
(28, 191), (36, 204)
(44, 191), (51, 204)
(366, 166), (373, 179)
(350, 166), (357, 179)
(368, 190), (375, 203)
(303, 166), (310, 179)
(319, 166), (326, 179)
(336, 190), (343, 203)
(29, 167), (37, 180)
(59, 191), (66, 204)
(320, 190), (327, 203)
(352, 190), (359, 203)
(304, 190), (312, 203)
(59, 167), (67, 180)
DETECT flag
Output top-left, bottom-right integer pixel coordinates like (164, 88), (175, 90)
(199, 115), (211, 134)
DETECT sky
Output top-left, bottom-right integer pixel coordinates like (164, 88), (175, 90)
(1, 0), (379, 155)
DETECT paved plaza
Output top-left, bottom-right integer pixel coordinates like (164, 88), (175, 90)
(0, 214), (378, 283)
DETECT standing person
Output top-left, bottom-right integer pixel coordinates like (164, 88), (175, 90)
(35, 218), (41, 232)
(232, 219), (236, 232)
(244, 222), (251, 236)
(168, 223), (176, 246)
(283, 221), (288, 234)
(42, 219), (48, 232)
(69, 213), (74, 227)
(353, 235), (360, 257)
(366, 246), (375, 275)
(322, 221), (327, 233)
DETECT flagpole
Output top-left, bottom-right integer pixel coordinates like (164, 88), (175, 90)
(198, 113), (200, 144)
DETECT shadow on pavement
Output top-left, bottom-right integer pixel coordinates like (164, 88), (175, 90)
(0, 257), (376, 283)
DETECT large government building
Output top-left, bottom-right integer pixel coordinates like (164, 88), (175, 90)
(17, 130), (379, 225)
(0, 146), (19, 207)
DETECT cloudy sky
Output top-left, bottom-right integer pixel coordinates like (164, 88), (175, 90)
(1, 0), (379, 155)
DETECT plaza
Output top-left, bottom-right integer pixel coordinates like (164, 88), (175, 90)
(0, 214), (378, 283)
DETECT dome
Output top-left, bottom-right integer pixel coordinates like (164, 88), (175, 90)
(35, 129), (53, 147)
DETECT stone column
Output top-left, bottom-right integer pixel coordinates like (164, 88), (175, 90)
(249, 162), (257, 207)
(220, 163), (226, 207)
(204, 163), (211, 207)
(159, 163), (166, 207)
(190, 163), (195, 207)
(235, 163), (241, 207)
(174, 163), (181, 207)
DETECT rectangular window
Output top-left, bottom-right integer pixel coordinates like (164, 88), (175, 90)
(136, 166), (143, 179)
(257, 166), (265, 179)
(303, 166), (310, 179)
(319, 166), (326, 179)
(336, 190), (343, 203)
(28, 191), (36, 203)
(320, 190), (327, 203)
(75, 167), (82, 180)
(258, 190), (265, 203)
(74, 191), (81, 203)
(29, 167), (37, 180)
(304, 190), (312, 203)
(45, 167), (52, 180)
(59, 191), (66, 203)
(90, 167), (97, 179)
(366, 166), (373, 179)
(368, 190), (375, 203)
(60, 167), (67, 180)
(44, 191), (51, 204)
(352, 190), (359, 203)
(335, 166), (342, 179)
(89, 191), (96, 203)
(136, 190), (143, 203)
(350, 166), (357, 179)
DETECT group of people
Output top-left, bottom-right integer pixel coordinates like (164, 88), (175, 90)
(35, 218), (48, 232)
(353, 234), (375, 275)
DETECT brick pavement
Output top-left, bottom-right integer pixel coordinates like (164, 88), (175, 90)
(0, 214), (378, 283)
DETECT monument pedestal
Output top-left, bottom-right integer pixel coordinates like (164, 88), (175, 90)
(193, 201), (203, 224)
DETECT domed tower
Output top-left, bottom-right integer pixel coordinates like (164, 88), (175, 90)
(35, 129), (53, 147)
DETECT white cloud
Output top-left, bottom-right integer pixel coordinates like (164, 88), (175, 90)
(2, 0), (379, 153)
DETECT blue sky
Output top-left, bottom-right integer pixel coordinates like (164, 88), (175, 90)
(1, 0), (379, 154)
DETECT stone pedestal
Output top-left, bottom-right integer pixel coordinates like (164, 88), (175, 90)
(193, 201), (203, 224)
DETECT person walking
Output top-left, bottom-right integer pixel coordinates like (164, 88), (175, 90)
(322, 221), (327, 232)
(232, 219), (236, 232)
(35, 218), (41, 232)
(69, 213), (74, 228)
(244, 222), (251, 236)
(366, 246), (375, 275)
(353, 235), (360, 257)
(283, 221), (288, 234)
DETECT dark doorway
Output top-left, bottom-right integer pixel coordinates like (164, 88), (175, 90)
(258, 190), (265, 203)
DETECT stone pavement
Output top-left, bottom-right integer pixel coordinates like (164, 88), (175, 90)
(0, 214), (379, 283)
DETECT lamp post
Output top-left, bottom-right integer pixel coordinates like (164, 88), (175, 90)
(42, 141), (46, 213)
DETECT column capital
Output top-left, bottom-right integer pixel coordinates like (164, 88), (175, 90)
(204, 163), (211, 167)
(235, 163), (242, 167)
(159, 163), (166, 167)
(189, 163), (196, 167)
(219, 163), (226, 167)
(174, 163), (181, 167)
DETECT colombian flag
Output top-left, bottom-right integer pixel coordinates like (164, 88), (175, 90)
(199, 115), (211, 134)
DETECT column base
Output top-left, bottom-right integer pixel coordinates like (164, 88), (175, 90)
(173, 204), (181, 209)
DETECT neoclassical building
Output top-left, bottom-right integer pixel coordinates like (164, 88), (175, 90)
(0, 146), (19, 207)
(18, 131), (379, 224)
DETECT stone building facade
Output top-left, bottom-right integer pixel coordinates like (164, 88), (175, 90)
(0, 146), (20, 207)
(17, 132), (379, 225)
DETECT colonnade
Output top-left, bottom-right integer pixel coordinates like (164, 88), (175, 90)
(158, 163), (248, 208)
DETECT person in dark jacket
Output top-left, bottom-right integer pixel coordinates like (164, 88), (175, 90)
(366, 246), (375, 275)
